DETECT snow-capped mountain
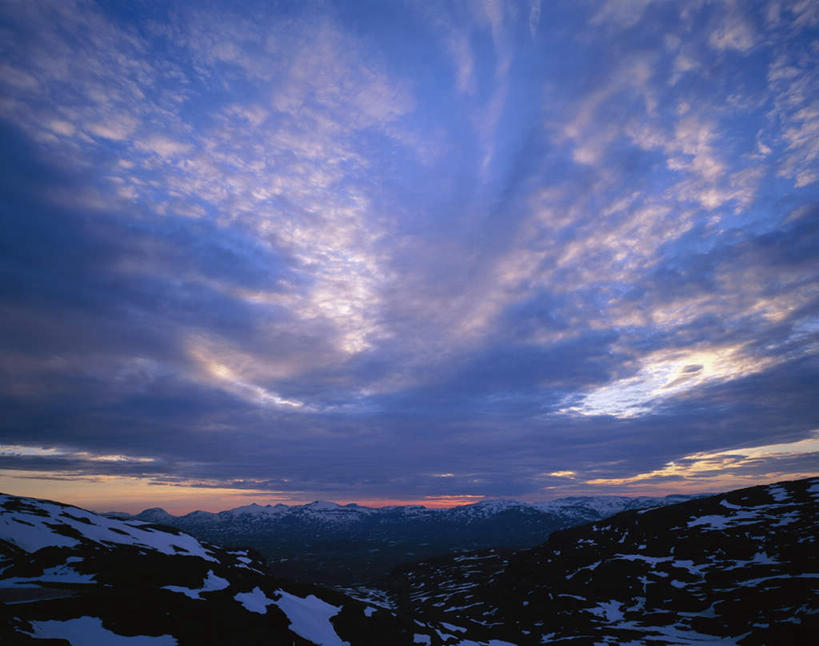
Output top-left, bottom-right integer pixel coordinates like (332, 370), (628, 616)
(116, 493), (699, 584)
(0, 493), (404, 644)
(393, 477), (819, 645)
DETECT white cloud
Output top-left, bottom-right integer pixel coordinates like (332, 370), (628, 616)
(586, 431), (819, 487)
(591, 0), (654, 29)
(447, 31), (476, 94)
(87, 114), (139, 141)
(708, 20), (755, 52)
(561, 345), (775, 419)
(137, 135), (193, 159)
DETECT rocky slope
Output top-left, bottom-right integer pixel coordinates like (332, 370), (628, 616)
(0, 493), (405, 644)
(392, 477), (819, 645)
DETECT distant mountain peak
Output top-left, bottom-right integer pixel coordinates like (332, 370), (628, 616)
(304, 500), (341, 510)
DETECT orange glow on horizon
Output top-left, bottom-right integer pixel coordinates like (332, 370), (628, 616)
(335, 495), (487, 509)
(0, 471), (494, 514)
(2, 466), (816, 516)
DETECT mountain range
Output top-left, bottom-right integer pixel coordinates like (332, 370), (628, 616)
(113, 494), (699, 584)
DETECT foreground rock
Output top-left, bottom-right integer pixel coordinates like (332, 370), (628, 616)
(393, 477), (819, 645)
(0, 493), (405, 644)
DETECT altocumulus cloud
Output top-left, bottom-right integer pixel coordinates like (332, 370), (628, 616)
(0, 0), (817, 507)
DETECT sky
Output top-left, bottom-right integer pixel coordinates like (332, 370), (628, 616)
(0, 0), (817, 514)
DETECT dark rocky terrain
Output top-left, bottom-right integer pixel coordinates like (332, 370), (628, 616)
(0, 493), (405, 644)
(391, 477), (819, 645)
(2, 477), (816, 644)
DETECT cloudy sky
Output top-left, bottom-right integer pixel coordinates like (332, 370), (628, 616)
(0, 0), (817, 513)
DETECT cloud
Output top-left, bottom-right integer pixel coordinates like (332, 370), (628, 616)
(561, 345), (774, 419)
(708, 4), (756, 53)
(137, 135), (193, 158)
(0, 0), (816, 508)
(585, 431), (819, 490)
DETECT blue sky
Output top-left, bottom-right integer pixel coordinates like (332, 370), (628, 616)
(0, 0), (817, 512)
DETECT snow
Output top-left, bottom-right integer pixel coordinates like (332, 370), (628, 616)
(225, 503), (289, 517)
(364, 606), (377, 617)
(0, 564), (95, 587)
(687, 511), (761, 530)
(671, 559), (710, 575)
(413, 635), (432, 645)
(0, 514), (78, 550)
(162, 570), (229, 600)
(767, 485), (789, 502)
(615, 554), (673, 565)
(751, 551), (777, 565)
(442, 621), (467, 633)
(336, 585), (395, 609)
(304, 500), (342, 511)
(273, 589), (348, 646)
(0, 494), (216, 561)
(454, 554), (496, 562)
(589, 600), (624, 621)
(234, 586), (276, 613)
(458, 499), (527, 516)
(609, 620), (742, 645)
(26, 616), (177, 645)
(567, 560), (601, 578)
(773, 511), (800, 526)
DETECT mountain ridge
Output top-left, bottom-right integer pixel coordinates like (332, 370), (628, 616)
(119, 493), (703, 521)
(113, 493), (705, 584)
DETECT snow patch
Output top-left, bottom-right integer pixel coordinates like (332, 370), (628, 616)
(0, 564), (95, 587)
(589, 599), (624, 621)
(274, 589), (348, 646)
(767, 485), (789, 502)
(687, 511), (760, 530)
(234, 586), (276, 614)
(162, 570), (229, 600)
(26, 616), (177, 644)
(0, 494), (215, 561)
